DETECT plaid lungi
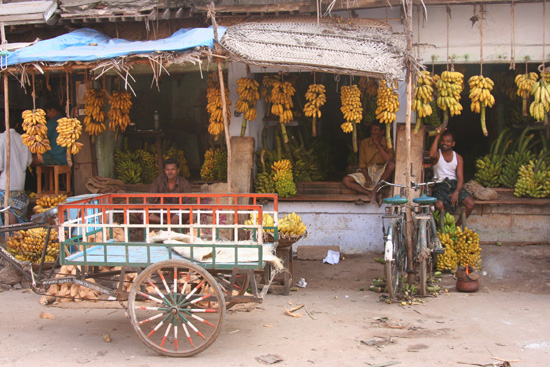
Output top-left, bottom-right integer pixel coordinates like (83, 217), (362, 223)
(347, 163), (388, 192)
(0, 190), (29, 225)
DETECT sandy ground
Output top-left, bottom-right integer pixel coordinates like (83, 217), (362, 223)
(1, 244), (549, 367)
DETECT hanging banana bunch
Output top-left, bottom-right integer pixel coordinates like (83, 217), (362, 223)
(515, 72), (538, 116)
(270, 80), (296, 143)
(375, 80), (399, 149)
(436, 71), (464, 126)
(235, 77), (260, 137)
(303, 84), (326, 137)
(340, 84), (363, 152)
(261, 75), (279, 116)
(412, 71), (434, 133)
(83, 88), (108, 141)
(358, 77), (378, 98)
(108, 92), (132, 140)
(206, 73), (231, 138)
(21, 109), (51, 154)
(468, 75), (495, 136)
(56, 118), (84, 155)
(529, 75), (550, 123)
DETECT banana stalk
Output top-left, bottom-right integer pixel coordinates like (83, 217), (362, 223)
(280, 123), (289, 144)
(240, 114), (247, 137)
(386, 123), (392, 149)
(413, 114), (422, 134)
(352, 121), (357, 152)
(481, 106), (488, 136)
(312, 116), (317, 137)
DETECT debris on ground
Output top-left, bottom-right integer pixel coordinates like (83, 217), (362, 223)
(256, 354), (283, 364)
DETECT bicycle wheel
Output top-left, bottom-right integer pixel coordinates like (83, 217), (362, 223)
(385, 219), (407, 299)
(416, 220), (431, 296)
(128, 259), (226, 357)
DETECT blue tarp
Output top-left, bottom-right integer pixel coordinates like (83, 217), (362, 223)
(6, 27), (226, 66)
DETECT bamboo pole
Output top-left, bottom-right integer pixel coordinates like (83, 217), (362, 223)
(208, 2), (232, 192)
(404, 0), (414, 282)
(1, 23), (11, 227)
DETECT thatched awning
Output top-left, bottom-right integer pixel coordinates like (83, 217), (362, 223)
(220, 19), (407, 81)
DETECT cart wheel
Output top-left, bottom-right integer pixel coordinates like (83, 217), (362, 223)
(128, 259), (226, 357)
(215, 272), (250, 309)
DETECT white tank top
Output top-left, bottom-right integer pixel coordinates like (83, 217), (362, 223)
(433, 149), (457, 180)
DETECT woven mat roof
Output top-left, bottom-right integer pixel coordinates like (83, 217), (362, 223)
(220, 20), (407, 81)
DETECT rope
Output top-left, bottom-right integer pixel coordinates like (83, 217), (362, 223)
(32, 71), (36, 111)
(479, 4), (484, 76)
(510, 2), (516, 70)
(543, 0), (546, 69)
(446, 5), (450, 71)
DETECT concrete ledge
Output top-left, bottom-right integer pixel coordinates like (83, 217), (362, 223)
(297, 245), (340, 260)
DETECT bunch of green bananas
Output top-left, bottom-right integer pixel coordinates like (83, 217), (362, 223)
(514, 156), (550, 198)
(200, 147), (227, 181)
(433, 210), (456, 233)
(499, 129), (536, 188)
(135, 149), (158, 184)
(272, 159), (296, 198)
(474, 129), (512, 187)
(115, 149), (143, 184)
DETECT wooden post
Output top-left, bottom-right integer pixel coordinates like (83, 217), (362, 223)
(1, 22), (11, 226)
(208, 2), (232, 192)
(404, 0), (414, 281)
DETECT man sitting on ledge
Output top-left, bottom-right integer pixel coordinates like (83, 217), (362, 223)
(342, 122), (395, 205)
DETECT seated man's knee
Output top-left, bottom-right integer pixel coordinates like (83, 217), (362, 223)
(342, 175), (353, 187)
(435, 200), (445, 211)
(463, 196), (475, 210)
(386, 160), (395, 173)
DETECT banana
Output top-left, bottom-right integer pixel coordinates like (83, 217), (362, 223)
(207, 73), (232, 137)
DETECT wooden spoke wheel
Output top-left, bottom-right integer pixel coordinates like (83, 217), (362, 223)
(215, 271), (250, 309)
(128, 259), (226, 357)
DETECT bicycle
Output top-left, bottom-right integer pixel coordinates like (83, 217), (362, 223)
(410, 179), (445, 296)
(377, 181), (409, 300)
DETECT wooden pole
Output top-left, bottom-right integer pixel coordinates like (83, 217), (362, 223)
(1, 22), (11, 226)
(208, 2), (232, 192)
(404, 0), (414, 282)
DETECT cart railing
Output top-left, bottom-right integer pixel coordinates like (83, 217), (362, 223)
(57, 195), (278, 270)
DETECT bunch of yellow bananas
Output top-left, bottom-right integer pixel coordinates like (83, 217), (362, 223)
(436, 70), (464, 116)
(375, 80), (399, 124)
(271, 80), (295, 124)
(6, 228), (59, 263)
(235, 77), (260, 121)
(469, 75), (495, 136)
(56, 117), (84, 155)
(278, 212), (307, 237)
(515, 72), (538, 98)
(358, 77), (378, 98)
(304, 83), (326, 137)
(272, 159), (296, 197)
(108, 92), (132, 134)
(412, 71), (434, 118)
(84, 89), (108, 138)
(244, 213), (275, 233)
(303, 84), (326, 119)
(21, 109), (51, 154)
(261, 75), (280, 106)
(529, 77), (550, 122)
(542, 70), (550, 83)
(206, 73), (231, 137)
(33, 194), (67, 214)
(340, 84), (363, 125)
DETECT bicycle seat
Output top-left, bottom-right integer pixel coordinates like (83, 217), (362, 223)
(383, 195), (408, 205)
(412, 194), (437, 205)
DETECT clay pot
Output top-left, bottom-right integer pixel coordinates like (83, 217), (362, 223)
(456, 279), (480, 292)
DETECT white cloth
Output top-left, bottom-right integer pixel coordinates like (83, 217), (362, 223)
(433, 149), (457, 181)
(0, 129), (33, 191)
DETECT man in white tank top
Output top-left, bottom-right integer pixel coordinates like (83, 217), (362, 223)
(429, 129), (474, 225)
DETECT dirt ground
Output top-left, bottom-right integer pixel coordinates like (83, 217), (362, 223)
(1, 244), (550, 367)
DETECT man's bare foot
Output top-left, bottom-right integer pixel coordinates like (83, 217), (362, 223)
(375, 191), (383, 207)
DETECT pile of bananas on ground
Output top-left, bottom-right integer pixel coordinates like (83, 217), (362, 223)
(433, 210), (457, 234)
(529, 77), (550, 122)
(7, 228), (59, 263)
(21, 109), (51, 154)
(437, 227), (481, 271)
(514, 156), (550, 198)
(163, 145), (191, 179)
(515, 71), (538, 115)
(244, 212), (275, 233)
(272, 159), (297, 198)
(206, 73), (231, 137)
(412, 71), (434, 132)
(436, 70), (464, 117)
(499, 129), (536, 188)
(84, 88), (108, 139)
(468, 75), (495, 136)
(108, 92), (132, 136)
(375, 80), (399, 148)
(114, 149), (143, 184)
(303, 83), (327, 137)
(278, 212), (307, 238)
(340, 84), (363, 134)
(235, 77), (260, 136)
(56, 117), (84, 155)
(33, 194), (67, 214)
(200, 147), (227, 181)
(474, 129), (512, 187)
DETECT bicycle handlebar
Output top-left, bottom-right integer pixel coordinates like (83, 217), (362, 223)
(0, 206), (11, 213)
(377, 177), (445, 193)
